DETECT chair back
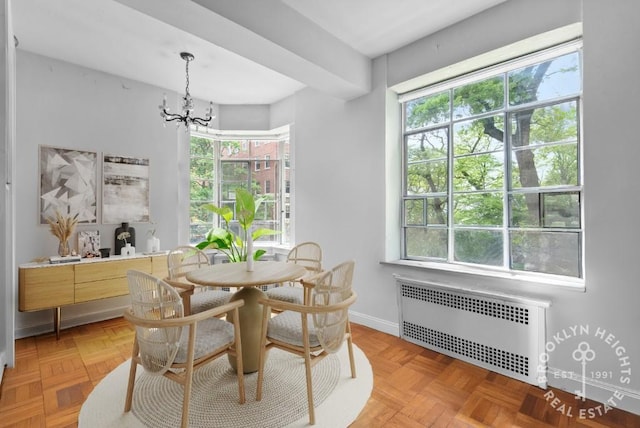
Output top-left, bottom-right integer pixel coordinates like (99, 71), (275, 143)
(127, 270), (184, 375)
(310, 260), (355, 353)
(168, 245), (211, 279)
(287, 242), (322, 274)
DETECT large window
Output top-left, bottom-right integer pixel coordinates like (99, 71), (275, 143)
(401, 41), (583, 279)
(189, 130), (291, 245)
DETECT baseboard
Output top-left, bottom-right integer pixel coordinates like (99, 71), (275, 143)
(0, 350), (6, 386)
(14, 305), (129, 340)
(349, 310), (399, 337)
(547, 366), (640, 417)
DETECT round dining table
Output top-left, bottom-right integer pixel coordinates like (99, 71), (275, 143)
(186, 260), (307, 373)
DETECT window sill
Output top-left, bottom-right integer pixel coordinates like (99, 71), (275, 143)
(381, 259), (585, 292)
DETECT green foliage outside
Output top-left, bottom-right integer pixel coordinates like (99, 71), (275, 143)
(404, 51), (582, 277)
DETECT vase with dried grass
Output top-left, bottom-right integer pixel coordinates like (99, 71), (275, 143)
(46, 211), (78, 256)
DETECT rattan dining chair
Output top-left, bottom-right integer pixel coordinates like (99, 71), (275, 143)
(256, 260), (357, 425)
(166, 245), (232, 314)
(123, 270), (245, 428)
(265, 241), (322, 305)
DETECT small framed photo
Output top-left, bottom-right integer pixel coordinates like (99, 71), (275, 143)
(78, 230), (100, 258)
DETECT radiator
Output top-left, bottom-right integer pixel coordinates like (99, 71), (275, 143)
(396, 275), (549, 387)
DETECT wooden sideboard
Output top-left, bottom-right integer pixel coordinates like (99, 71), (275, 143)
(19, 253), (168, 338)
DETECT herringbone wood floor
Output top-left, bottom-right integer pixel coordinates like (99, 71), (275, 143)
(1, 318), (638, 427)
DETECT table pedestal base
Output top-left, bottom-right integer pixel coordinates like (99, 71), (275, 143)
(228, 286), (267, 373)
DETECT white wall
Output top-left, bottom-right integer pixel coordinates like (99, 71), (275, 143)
(13, 51), (201, 336)
(290, 0), (640, 415)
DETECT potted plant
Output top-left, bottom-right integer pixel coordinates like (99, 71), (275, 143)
(196, 188), (280, 262)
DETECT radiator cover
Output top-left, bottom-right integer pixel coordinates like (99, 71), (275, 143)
(396, 275), (549, 387)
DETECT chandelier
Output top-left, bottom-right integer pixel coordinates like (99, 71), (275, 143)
(159, 52), (214, 128)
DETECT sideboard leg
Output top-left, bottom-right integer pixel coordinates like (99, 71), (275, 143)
(53, 307), (61, 340)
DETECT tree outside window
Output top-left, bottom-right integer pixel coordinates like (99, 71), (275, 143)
(402, 42), (582, 278)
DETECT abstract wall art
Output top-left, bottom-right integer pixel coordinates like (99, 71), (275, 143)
(39, 146), (98, 224)
(102, 154), (150, 224)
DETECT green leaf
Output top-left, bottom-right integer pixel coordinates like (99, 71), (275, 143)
(202, 204), (234, 224)
(253, 249), (267, 260)
(252, 228), (281, 240)
(235, 188), (255, 231)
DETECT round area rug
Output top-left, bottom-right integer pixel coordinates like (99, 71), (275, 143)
(79, 344), (372, 428)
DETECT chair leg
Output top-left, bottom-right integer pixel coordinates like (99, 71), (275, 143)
(232, 307), (245, 404)
(180, 324), (198, 428)
(346, 322), (356, 378)
(124, 339), (140, 412)
(303, 351), (315, 425)
(181, 366), (194, 428)
(256, 304), (270, 401)
(302, 314), (315, 425)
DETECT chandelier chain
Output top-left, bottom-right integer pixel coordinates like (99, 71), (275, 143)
(184, 56), (190, 97)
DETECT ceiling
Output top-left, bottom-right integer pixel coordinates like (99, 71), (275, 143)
(11, 0), (506, 105)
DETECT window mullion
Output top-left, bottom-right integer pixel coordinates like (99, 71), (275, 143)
(447, 90), (455, 263)
(502, 107), (511, 270)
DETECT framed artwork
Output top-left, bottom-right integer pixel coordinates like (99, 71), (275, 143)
(39, 145), (98, 224)
(78, 230), (100, 258)
(102, 154), (150, 224)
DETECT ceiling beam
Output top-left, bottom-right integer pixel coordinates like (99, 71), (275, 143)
(115, 0), (371, 101)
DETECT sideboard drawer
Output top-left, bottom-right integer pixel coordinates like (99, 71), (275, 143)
(75, 276), (129, 303)
(19, 265), (74, 311)
(75, 257), (152, 283)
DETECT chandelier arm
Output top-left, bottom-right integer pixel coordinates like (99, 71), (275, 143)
(161, 112), (187, 123)
(191, 117), (213, 126)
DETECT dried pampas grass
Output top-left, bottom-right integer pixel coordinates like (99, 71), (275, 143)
(46, 211), (78, 242)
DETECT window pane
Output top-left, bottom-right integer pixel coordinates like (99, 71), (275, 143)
(509, 51), (581, 106)
(189, 202), (214, 243)
(510, 230), (580, 277)
(221, 162), (249, 185)
(454, 229), (503, 266)
(405, 227), (447, 259)
(453, 153), (504, 191)
(220, 140), (243, 157)
(407, 128), (448, 162)
(453, 75), (504, 119)
(190, 157), (214, 203)
(189, 223), (210, 244)
(404, 199), (425, 226)
(453, 116), (504, 155)
(190, 136), (214, 157)
(511, 144), (578, 188)
(405, 90), (450, 131)
(190, 179), (214, 203)
(543, 192), (580, 228)
(427, 197), (448, 225)
(406, 160), (448, 194)
(454, 193), (503, 226)
(511, 101), (578, 147)
(509, 193), (541, 227)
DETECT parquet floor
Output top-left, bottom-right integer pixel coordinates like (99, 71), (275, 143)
(1, 318), (638, 427)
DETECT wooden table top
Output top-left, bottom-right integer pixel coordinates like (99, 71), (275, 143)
(185, 261), (307, 287)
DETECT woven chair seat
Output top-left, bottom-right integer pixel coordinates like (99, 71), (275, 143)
(265, 286), (304, 305)
(174, 317), (234, 363)
(190, 290), (232, 314)
(267, 311), (320, 348)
